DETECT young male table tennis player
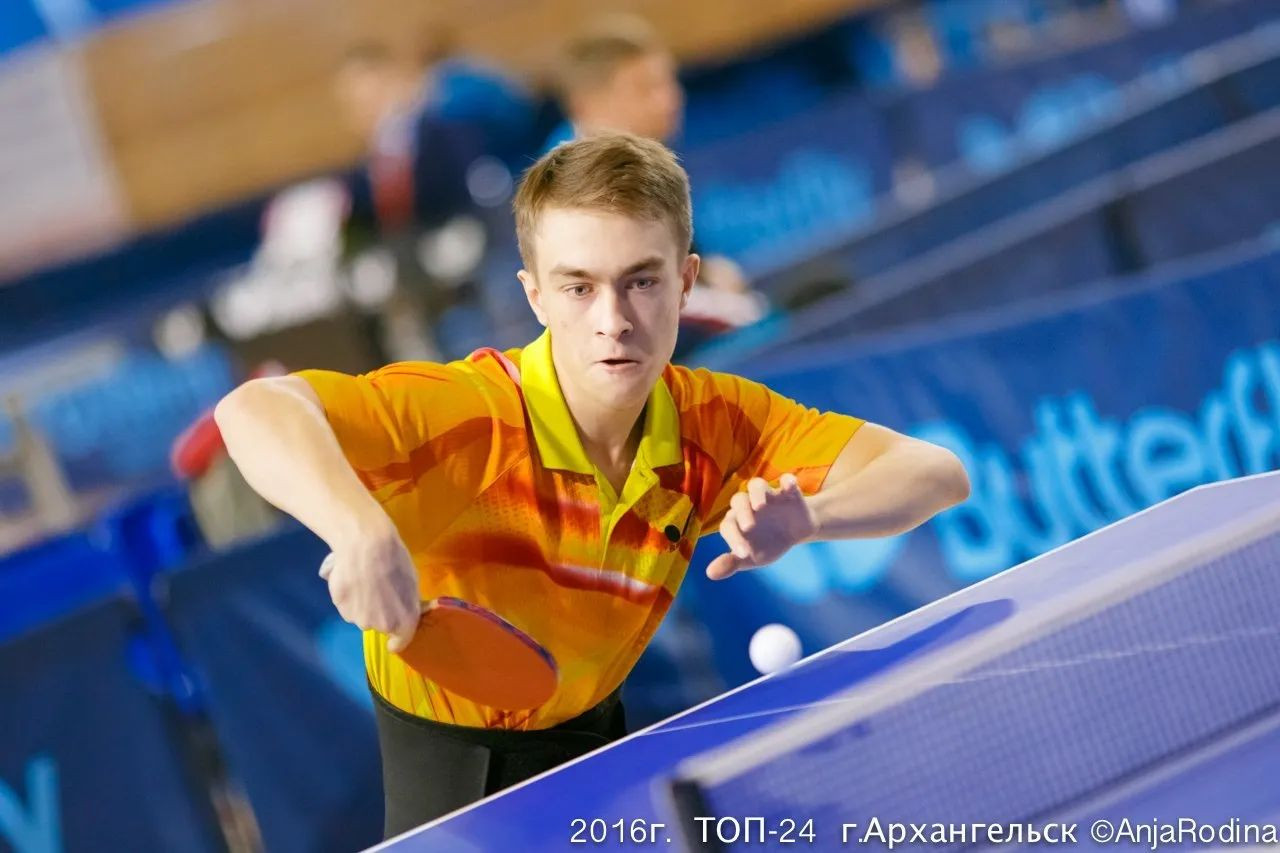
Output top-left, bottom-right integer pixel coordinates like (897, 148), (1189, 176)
(215, 134), (970, 835)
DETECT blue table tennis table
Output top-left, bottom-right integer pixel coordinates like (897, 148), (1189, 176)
(373, 472), (1280, 852)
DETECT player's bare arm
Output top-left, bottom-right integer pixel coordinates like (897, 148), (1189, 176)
(708, 423), (969, 579)
(214, 376), (420, 649)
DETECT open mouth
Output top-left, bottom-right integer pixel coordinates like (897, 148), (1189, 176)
(599, 358), (638, 366)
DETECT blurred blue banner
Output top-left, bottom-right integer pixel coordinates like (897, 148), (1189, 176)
(0, 598), (222, 853)
(163, 527), (383, 853)
(682, 242), (1280, 685)
(0, 197), (265, 356)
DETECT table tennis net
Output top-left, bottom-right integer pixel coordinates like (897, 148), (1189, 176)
(667, 516), (1280, 852)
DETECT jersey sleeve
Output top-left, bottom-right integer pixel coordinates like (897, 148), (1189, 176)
(294, 362), (499, 519)
(695, 371), (864, 535)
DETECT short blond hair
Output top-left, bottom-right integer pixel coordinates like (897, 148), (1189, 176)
(513, 133), (693, 267)
(554, 16), (664, 98)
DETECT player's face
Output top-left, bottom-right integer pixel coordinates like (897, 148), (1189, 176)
(519, 207), (698, 412)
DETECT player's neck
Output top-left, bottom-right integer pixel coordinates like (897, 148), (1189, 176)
(576, 402), (644, 455)
(580, 416), (644, 495)
(561, 386), (647, 486)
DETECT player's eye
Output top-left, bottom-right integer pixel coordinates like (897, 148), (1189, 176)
(630, 278), (658, 290)
(567, 284), (592, 297)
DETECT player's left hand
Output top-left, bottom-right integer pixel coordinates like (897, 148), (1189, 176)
(707, 473), (817, 581)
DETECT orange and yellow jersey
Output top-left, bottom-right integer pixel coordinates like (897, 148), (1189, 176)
(297, 331), (863, 730)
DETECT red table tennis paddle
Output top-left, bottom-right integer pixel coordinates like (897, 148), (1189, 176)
(394, 597), (559, 710)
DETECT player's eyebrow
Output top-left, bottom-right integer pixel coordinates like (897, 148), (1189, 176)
(548, 264), (593, 280)
(548, 256), (665, 280)
(619, 256), (664, 276)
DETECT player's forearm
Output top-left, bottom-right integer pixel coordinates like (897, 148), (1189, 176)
(214, 378), (393, 549)
(806, 441), (969, 541)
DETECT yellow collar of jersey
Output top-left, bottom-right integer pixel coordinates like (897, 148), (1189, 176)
(520, 330), (681, 474)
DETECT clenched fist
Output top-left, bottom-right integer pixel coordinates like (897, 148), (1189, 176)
(319, 521), (421, 651)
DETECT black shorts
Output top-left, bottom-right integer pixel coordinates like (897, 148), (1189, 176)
(372, 686), (627, 837)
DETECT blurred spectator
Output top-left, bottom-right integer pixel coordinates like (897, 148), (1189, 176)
(332, 39), (537, 363)
(546, 15), (684, 148)
(334, 40), (484, 232)
(332, 41), (455, 361)
(335, 35), (540, 222)
(414, 29), (540, 175)
(549, 16), (767, 358)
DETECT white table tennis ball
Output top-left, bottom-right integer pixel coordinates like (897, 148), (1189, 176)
(749, 623), (803, 675)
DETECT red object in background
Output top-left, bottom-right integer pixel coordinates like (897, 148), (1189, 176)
(370, 150), (416, 230)
(368, 110), (418, 231)
(170, 412), (224, 480)
(170, 361), (287, 480)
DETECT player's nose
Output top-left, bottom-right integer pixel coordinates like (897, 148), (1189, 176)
(593, 287), (634, 338)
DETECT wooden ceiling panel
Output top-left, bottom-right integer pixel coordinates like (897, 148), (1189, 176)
(79, 0), (882, 228)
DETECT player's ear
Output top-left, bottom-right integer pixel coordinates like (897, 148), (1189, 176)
(518, 269), (548, 327)
(679, 253), (700, 309)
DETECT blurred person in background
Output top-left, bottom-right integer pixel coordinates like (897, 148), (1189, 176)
(333, 40), (466, 363)
(332, 38), (537, 362)
(545, 15), (684, 149)
(333, 38), (511, 234)
(411, 29), (540, 174)
(548, 16), (766, 356)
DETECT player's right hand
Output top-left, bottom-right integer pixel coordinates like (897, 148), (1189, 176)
(319, 523), (420, 652)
